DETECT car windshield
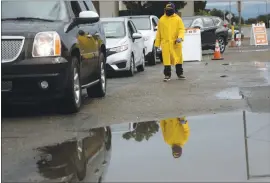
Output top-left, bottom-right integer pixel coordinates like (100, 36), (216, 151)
(130, 17), (151, 30)
(102, 21), (126, 38)
(182, 19), (193, 28)
(1, 1), (67, 21)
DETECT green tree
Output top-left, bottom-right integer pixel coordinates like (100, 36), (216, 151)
(122, 1), (187, 18)
(122, 121), (159, 142)
(195, 9), (211, 16)
(194, 1), (207, 13)
(257, 14), (270, 28)
(209, 8), (224, 18)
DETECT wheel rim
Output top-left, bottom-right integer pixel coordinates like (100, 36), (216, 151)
(73, 67), (80, 104)
(100, 61), (106, 92)
(218, 38), (225, 52)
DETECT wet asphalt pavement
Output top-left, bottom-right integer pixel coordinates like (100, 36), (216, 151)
(2, 46), (270, 182)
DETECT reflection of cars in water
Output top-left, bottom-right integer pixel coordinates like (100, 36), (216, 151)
(125, 15), (161, 66)
(101, 17), (145, 77)
(36, 127), (112, 182)
(1, 0), (107, 113)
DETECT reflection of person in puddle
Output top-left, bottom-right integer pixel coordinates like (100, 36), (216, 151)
(160, 117), (190, 158)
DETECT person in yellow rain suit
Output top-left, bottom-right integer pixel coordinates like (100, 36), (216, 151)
(155, 2), (186, 82)
(160, 117), (190, 158)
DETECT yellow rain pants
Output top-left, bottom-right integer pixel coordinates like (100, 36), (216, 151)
(160, 117), (190, 147)
(155, 14), (185, 65)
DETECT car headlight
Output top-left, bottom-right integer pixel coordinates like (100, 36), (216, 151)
(144, 36), (149, 41)
(109, 44), (128, 53)
(32, 31), (61, 57)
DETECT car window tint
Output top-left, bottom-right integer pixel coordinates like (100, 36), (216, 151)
(102, 21), (126, 38)
(70, 1), (82, 17)
(152, 18), (157, 27)
(213, 17), (223, 26)
(203, 17), (214, 27)
(130, 21), (138, 33)
(192, 18), (203, 28)
(154, 17), (159, 24)
(83, 0), (97, 12)
(127, 21), (133, 37)
(78, 1), (87, 11)
(1, 1), (67, 21)
(129, 17), (151, 30)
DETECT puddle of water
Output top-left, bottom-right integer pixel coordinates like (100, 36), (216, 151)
(215, 87), (243, 99)
(2, 111), (270, 182)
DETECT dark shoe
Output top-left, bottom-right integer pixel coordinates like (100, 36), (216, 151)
(163, 76), (171, 82)
(177, 75), (186, 80)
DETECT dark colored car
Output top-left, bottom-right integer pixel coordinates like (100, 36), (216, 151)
(182, 16), (229, 53)
(1, 0), (107, 113)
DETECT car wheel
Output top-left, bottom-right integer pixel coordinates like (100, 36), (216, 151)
(218, 36), (226, 53)
(63, 56), (81, 113)
(74, 140), (86, 181)
(137, 52), (145, 72)
(127, 54), (135, 76)
(148, 45), (157, 65)
(87, 52), (106, 98)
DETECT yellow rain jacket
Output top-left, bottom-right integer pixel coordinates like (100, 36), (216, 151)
(160, 117), (190, 147)
(155, 14), (185, 65)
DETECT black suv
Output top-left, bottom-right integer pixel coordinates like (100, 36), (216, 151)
(1, 0), (107, 113)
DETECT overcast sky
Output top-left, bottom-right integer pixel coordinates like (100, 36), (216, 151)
(206, 1), (270, 19)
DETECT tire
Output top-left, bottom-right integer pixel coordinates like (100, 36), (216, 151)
(74, 140), (86, 181)
(62, 56), (82, 113)
(137, 51), (145, 72)
(148, 45), (157, 65)
(127, 54), (135, 77)
(87, 52), (106, 98)
(218, 36), (226, 53)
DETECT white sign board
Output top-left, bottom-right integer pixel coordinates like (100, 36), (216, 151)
(182, 28), (202, 62)
(226, 13), (233, 20)
(250, 23), (269, 46)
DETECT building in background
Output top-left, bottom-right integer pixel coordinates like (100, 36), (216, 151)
(93, 1), (119, 17)
(94, 1), (195, 18)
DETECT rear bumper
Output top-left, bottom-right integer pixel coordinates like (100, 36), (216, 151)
(1, 57), (70, 102)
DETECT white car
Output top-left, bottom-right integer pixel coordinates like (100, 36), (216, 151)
(101, 17), (145, 76)
(126, 15), (160, 65)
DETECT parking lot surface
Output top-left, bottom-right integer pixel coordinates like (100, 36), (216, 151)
(2, 45), (270, 182)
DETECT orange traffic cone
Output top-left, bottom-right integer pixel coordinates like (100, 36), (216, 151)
(212, 40), (224, 60)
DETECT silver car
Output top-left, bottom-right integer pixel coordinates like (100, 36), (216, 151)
(101, 17), (145, 76)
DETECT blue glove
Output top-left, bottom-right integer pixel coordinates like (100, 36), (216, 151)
(175, 38), (183, 44)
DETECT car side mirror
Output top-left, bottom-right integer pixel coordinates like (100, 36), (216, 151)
(132, 33), (142, 39)
(154, 26), (158, 31)
(74, 11), (100, 25)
